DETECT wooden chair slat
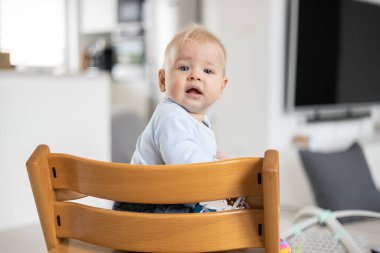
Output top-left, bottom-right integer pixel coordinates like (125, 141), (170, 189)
(55, 202), (264, 252)
(49, 154), (263, 203)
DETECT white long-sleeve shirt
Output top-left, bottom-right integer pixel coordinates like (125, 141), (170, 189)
(131, 97), (217, 165)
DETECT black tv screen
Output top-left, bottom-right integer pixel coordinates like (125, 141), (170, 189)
(286, 0), (380, 111)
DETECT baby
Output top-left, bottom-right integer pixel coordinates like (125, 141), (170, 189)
(113, 24), (228, 213)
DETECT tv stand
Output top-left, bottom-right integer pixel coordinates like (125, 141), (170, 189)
(307, 109), (371, 123)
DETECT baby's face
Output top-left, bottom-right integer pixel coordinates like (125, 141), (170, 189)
(159, 40), (228, 121)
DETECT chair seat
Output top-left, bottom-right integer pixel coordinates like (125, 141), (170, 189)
(48, 239), (264, 253)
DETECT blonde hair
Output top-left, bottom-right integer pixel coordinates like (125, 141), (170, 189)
(163, 24), (227, 70)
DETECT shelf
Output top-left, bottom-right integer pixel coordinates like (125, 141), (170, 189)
(307, 110), (371, 123)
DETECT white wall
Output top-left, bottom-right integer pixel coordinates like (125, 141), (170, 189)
(203, 0), (271, 158)
(0, 72), (111, 231)
(202, 0), (380, 208)
(267, 0), (380, 207)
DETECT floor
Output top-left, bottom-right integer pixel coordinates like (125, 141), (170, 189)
(0, 223), (45, 253)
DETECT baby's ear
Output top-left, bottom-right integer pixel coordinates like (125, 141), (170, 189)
(219, 78), (228, 97)
(158, 69), (166, 92)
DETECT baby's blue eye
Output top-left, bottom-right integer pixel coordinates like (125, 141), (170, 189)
(179, 66), (189, 71)
(204, 69), (214, 74)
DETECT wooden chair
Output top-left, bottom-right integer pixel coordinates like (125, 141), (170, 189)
(26, 144), (279, 253)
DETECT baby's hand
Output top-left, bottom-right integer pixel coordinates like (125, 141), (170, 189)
(216, 151), (227, 160)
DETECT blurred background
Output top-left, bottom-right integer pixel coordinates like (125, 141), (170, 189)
(1, 0), (380, 248)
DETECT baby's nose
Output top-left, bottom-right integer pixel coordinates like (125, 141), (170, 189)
(188, 71), (201, 81)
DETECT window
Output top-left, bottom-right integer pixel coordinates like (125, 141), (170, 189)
(0, 0), (65, 68)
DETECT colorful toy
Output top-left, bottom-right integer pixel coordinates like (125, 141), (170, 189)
(280, 238), (292, 253)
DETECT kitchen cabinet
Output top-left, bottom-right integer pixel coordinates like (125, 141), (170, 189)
(81, 0), (117, 34)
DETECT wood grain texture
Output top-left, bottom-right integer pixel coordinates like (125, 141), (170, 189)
(49, 154), (263, 204)
(47, 239), (265, 253)
(26, 145), (280, 252)
(26, 145), (61, 250)
(55, 202), (264, 252)
(262, 150), (280, 253)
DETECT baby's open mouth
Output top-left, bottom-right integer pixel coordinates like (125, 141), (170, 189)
(186, 88), (202, 95)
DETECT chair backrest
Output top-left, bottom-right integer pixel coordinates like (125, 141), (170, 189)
(26, 144), (279, 252)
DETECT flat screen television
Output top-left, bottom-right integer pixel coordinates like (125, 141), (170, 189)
(286, 0), (380, 118)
